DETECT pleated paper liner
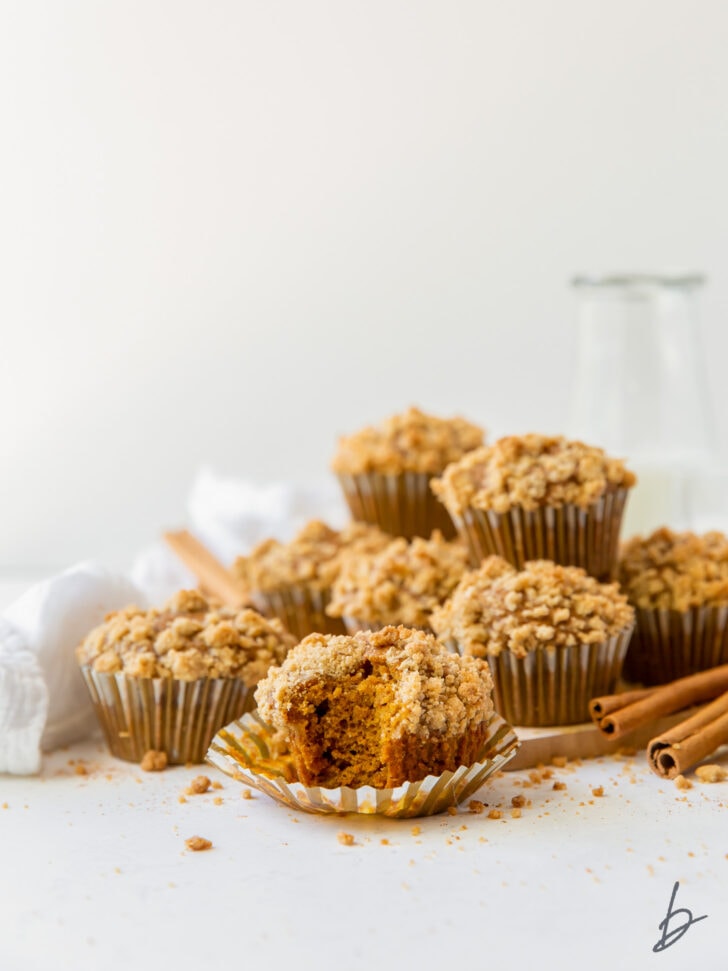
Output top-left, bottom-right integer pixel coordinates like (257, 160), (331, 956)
(476, 627), (633, 726)
(451, 487), (629, 580)
(80, 667), (254, 764)
(337, 471), (457, 540)
(624, 605), (728, 685)
(250, 586), (346, 641)
(206, 710), (519, 818)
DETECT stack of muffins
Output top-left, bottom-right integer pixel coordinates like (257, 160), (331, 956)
(75, 406), (728, 800)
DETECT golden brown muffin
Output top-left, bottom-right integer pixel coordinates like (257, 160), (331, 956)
(431, 558), (634, 725)
(431, 434), (636, 579)
(326, 531), (469, 630)
(254, 625), (494, 789)
(618, 528), (728, 684)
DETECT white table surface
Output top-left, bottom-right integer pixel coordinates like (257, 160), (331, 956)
(1, 579), (726, 971)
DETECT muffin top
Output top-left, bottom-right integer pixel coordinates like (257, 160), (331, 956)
(232, 519), (390, 593)
(431, 434), (636, 515)
(431, 556), (634, 658)
(76, 589), (296, 684)
(326, 531), (470, 628)
(331, 406), (484, 475)
(618, 527), (728, 611)
(254, 625), (494, 741)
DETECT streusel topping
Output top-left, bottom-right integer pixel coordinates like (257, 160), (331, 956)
(326, 531), (470, 628)
(232, 520), (390, 593)
(76, 589), (296, 683)
(431, 434), (636, 515)
(431, 557), (634, 658)
(331, 407), (484, 475)
(618, 527), (728, 611)
(254, 625), (494, 741)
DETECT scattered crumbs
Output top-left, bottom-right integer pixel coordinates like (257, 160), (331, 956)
(658, 856), (666, 862)
(168, 882), (176, 888)
(551, 756), (568, 768)
(592, 786), (604, 798)
(553, 781), (567, 791)
(647, 864), (655, 877)
(211, 780), (224, 790)
(511, 794), (525, 808)
(241, 789), (253, 800)
(409, 859), (416, 866)
(380, 838), (390, 846)
(114, 867), (121, 875)
(411, 825), (422, 836)
(478, 836), (487, 843)
(186, 776), (211, 795)
(511, 808), (522, 819)
(528, 770), (542, 784)
(2, 803), (8, 810)
(105, 774), (113, 781)
(688, 852), (695, 858)
(213, 797), (223, 806)
(185, 836), (213, 852)
(674, 775), (693, 791)
(337, 832), (355, 847)
(695, 764), (727, 784)
(74, 764), (88, 776)
(469, 800), (485, 814)
(447, 806), (458, 816)
(460, 824), (468, 831)
(178, 796), (187, 804)
(487, 810), (502, 820)
(140, 750), (168, 773)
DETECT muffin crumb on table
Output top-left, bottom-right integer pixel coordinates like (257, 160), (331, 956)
(140, 750), (168, 772)
(185, 836), (213, 852)
(186, 775), (211, 795)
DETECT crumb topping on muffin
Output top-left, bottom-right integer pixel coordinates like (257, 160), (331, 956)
(232, 520), (390, 593)
(431, 434), (636, 515)
(326, 531), (470, 628)
(76, 589), (296, 683)
(431, 557), (634, 658)
(331, 406), (484, 475)
(618, 527), (728, 611)
(255, 625), (494, 742)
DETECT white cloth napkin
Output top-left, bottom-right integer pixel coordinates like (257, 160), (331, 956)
(0, 562), (142, 774)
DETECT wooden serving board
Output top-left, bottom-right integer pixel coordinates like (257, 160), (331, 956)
(504, 709), (698, 770)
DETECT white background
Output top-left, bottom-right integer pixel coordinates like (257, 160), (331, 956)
(2, 0), (728, 573)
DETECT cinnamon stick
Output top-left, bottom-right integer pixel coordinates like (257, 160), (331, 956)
(163, 530), (245, 606)
(589, 664), (728, 739)
(647, 691), (728, 779)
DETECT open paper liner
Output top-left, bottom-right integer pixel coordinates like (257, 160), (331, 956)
(250, 586), (346, 642)
(482, 627), (633, 726)
(624, 605), (728, 685)
(206, 709), (519, 817)
(337, 471), (456, 540)
(80, 667), (253, 764)
(452, 488), (629, 580)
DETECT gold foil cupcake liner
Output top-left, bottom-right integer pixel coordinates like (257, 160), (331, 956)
(483, 627), (633, 726)
(250, 586), (345, 641)
(624, 605), (728, 685)
(80, 667), (254, 764)
(452, 487), (629, 580)
(337, 471), (456, 540)
(206, 709), (519, 817)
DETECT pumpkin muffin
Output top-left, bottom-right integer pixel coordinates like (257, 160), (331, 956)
(232, 519), (390, 640)
(332, 406), (484, 540)
(432, 434), (635, 579)
(254, 625), (495, 788)
(326, 530), (469, 633)
(618, 527), (728, 684)
(431, 557), (634, 725)
(77, 589), (296, 763)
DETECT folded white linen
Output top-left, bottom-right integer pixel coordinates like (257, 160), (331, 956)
(0, 562), (142, 774)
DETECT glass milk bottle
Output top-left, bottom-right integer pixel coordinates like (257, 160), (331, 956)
(568, 274), (715, 538)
